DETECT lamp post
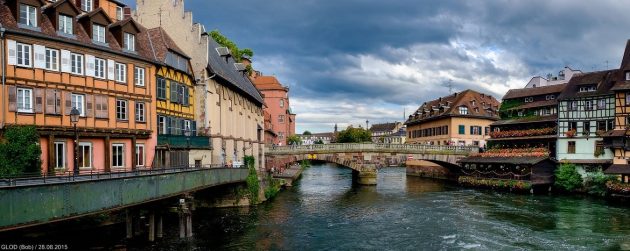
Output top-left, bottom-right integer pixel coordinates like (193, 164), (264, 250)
(366, 120), (369, 130)
(69, 107), (80, 176)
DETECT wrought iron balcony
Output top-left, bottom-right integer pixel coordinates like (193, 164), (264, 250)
(157, 135), (212, 149)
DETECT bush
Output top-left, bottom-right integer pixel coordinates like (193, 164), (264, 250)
(0, 126), (42, 177)
(243, 156), (259, 204)
(584, 170), (615, 196)
(554, 163), (583, 192)
(337, 126), (371, 143)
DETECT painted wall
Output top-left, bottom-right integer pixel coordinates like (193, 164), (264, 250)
(406, 117), (494, 147)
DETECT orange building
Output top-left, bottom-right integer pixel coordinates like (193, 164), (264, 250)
(250, 70), (296, 145)
(0, 0), (157, 174)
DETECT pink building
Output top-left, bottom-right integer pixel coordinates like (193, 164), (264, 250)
(250, 72), (296, 145)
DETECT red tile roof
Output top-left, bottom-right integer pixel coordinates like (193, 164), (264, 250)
(406, 89), (500, 125)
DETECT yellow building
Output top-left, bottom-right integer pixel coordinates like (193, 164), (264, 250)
(405, 90), (500, 147)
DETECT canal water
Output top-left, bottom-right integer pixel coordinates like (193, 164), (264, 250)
(4, 163), (630, 250)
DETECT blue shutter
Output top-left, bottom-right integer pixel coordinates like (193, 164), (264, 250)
(183, 86), (189, 106)
(180, 119), (185, 135)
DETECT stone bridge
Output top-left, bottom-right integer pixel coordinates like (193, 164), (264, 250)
(265, 143), (478, 185)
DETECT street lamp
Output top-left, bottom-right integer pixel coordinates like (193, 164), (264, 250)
(69, 107), (80, 176)
(366, 120), (369, 130)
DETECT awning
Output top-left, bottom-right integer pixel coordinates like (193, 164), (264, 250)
(604, 164), (630, 174)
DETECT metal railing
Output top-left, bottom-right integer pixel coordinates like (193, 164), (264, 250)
(266, 143), (478, 155)
(0, 164), (244, 188)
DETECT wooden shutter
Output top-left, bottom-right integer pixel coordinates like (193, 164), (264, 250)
(8, 86), (16, 112)
(7, 40), (16, 66)
(86, 94), (94, 117)
(107, 59), (115, 80)
(64, 91), (72, 115)
(60, 50), (71, 73)
(45, 89), (55, 114)
(85, 54), (95, 77)
(170, 82), (179, 103)
(33, 44), (46, 69)
(34, 88), (44, 113)
(95, 95), (108, 118)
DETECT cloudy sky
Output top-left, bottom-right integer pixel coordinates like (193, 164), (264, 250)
(128, 0), (630, 133)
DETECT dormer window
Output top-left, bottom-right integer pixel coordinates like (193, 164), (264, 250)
(124, 33), (135, 51)
(546, 95), (555, 100)
(579, 85), (597, 92)
(626, 71), (630, 81)
(116, 6), (123, 21)
(524, 97), (533, 103)
(92, 24), (105, 43)
(19, 4), (37, 28)
(58, 14), (73, 35)
(81, 0), (93, 12)
(458, 106), (468, 115)
(471, 100), (476, 106)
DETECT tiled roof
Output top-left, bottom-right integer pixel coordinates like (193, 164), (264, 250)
(604, 164), (630, 174)
(369, 122), (400, 132)
(405, 89), (500, 125)
(146, 27), (190, 62)
(490, 114), (557, 126)
(502, 84), (567, 100)
(252, 76), (287, 91)
(207, 38), (264, 105)
(557, 70), (617, 100)
(505, 100), (558, 110)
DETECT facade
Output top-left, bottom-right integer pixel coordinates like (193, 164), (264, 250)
(263, 110), (278, 145)
(146, 27), (212, 168)
(0, 0), (156, 174)
(405, 89), (500, 147)
(250, 72), (296, 146)
(135, 0), (266, 169)
(369, 122), (404, 143)
(524, 66), (582, 88)
(556, 70), (615, 170)
(298, 132), (335, 145)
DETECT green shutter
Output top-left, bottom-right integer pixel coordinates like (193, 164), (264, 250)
(459, 125), (465, 135)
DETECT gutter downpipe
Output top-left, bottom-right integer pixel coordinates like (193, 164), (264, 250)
(202, 73), (217, 131)
(1, 26), (6, 129)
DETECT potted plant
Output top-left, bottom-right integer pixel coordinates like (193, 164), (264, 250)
(565, 129), (576, 138)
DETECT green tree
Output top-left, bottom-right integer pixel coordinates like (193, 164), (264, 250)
(583, 169), (616, 196)
(303, 130), (312, 135)
(314, 139), (324, 144)
(287, 135), (301, 145)
(209, 30), (254, 63)
(0, 126), (42, 177)
(554, 163), (583, 192)
(337, 126), (372, 143)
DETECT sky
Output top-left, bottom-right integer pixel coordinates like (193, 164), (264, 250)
(127, 0), (630, 133)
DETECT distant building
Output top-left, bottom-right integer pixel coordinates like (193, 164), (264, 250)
(250, 70), (296, 146)
(524, 66), (582, 88)
(405, 89), (500, 147)
(298, 132), (335, 145)
(369, 122), (405, 144)
(263, 110), (278, 146)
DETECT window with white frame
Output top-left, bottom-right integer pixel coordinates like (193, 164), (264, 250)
(19, 4), (37, 27)
(71, 93), (85, 116)
(134, 67), (145, 86)
(116, 99), (127, 120)
(280, 99), (284, 108)
(16, 43), (32, 67)
(54, 141), (66, 169)
(17, 88), (33, 113)
(124, 33), (135, 51)
(70, 53), (83, 75)
(92, 24), (105, 43)
(45, 48), (59, 71)
(585, 100), (594, 111)
(135, 102), (145, 122)
(135, 144), (145, 167)
(115, 62), (126, 82)
(58, 14), (72, 34)
(116, 6), (123, 21)
(598, 99), (606, 109)
(94, 58), (106, 79)
(459, 106), (468, 115)
(158, 116), (167, 134)
(78, 142), (92, 169)
(82, 0), (93, 12)
(112, 144), (125, 168)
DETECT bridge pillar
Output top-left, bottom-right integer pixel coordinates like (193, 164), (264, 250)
(157, 214), (163, 238)
(354, 164), (378, 185)
(148, 211), (155, 242)
(125, 209), (133, 239)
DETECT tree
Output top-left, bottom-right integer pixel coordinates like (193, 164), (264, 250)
(209, 30), (254, 63)
(314, 139), (324, 144)
(0, 126), (42, 177)
(303, 130), (312, 135)
(287, 135), (301, 145)
(554, 163), (583, 192)
(337, 126), (372, 143)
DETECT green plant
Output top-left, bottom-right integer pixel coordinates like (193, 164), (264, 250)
(264, 176), (281, 200)
(243, 155), (259, 204)
(0, 126), (42, 177)
(337, 126), (371, 143)
(303, 130), (312, 135)
(209, 30), (254, 63)
(606, 180), (630, 194)
(554, 163), (583, 192)
(300, 159), (311, 169)
(584, 170), (615, 196)
(287, 135), (301, 145)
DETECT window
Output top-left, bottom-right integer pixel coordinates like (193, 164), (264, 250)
(92, 24), (106, 43)
(116, 6), (123, 21)
(543, 108), (551, 115)
(184, 120), (192, 135)
(568, 101), (578, 111)
(94, 58), (106, 79)
(16, 43), (32, 67)
(546, 95), (555, 100)
(134, 67), (145, 86)
(136, 144), (145, 167)
(116, 99), (128, 120)
(471, 126), (481, 135)
(568, 141), (576, 154)
(485, 127), (489, 135)
(597, 120), (606, 131)
(583, 121), (590, 135)
(608, 120), (614, 131)
(124, 33), (135, 51)
(585, 100), (594, 111)
(471, 100), (476, 106)
(112, 144), (125, 168)
(19, 4), (37, 27)
(58, 14), (72, 35)
(458, 125), (465, 135)
(524, 97), (533, 103)
(626, 71), (630, 81)
(17, 88), (33, 113)
(135, 102), (145, 122)
(78, 142), (92, 169)
(280, 99), (284, 108)
(598, 99), (606, 109)
(157, 77), (166, 100)
(70, 53), (83, 75)
(595, 141), (604, 156)
(158, 116), (167, 134)
(115, 63), (126, 82)
(279, 115), (285, 123)
(71, 93), (85, 116)
(45, 48), (59, 71)
(54, 142), (66, 169)
(579, 86), (597, 92)
(569, 121), (578, 131)
(517, 111), (524, 117)
(82, 0), (93, 12)
(458, 106), (468, 115)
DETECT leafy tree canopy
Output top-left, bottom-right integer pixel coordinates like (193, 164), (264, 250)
(303, 130), (312, 135)
(337, 126), (371, 143)
(0, 126), (42, 177)
(287, 135), (301, 145)
(554, 163), (583, 192)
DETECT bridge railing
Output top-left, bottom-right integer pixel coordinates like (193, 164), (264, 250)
(265, 143), (478, 155)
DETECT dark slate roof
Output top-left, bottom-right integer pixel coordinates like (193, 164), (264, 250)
(611, 40), (630, 91)
(604, 164), (630, 174)
(557, 70), (617, 100)
(369, 122), (400, 132)
(206, 38), (264, 105)
(505, 100), (557, 111)
(490, 114), (557, 126)
(502, 84), (567, 100)
(458, 156), (550, 165)
(406, 89), (500, 126)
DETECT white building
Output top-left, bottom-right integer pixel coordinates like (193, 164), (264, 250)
(524, 66), (582, 88)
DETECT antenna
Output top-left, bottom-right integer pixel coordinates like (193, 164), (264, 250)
(442, 79), (453, 94)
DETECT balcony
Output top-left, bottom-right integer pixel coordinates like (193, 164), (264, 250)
(158, 135), (212, 149)
(489, 127), (556, 139)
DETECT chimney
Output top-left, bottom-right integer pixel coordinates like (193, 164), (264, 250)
(123, 7), (132, 19)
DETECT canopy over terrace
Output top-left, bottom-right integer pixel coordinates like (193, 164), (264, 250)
(458, 156), (556, 185)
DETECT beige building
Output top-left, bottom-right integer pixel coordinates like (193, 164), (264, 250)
(405, 90), (500, 147)
(134, 0), (265, 169)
